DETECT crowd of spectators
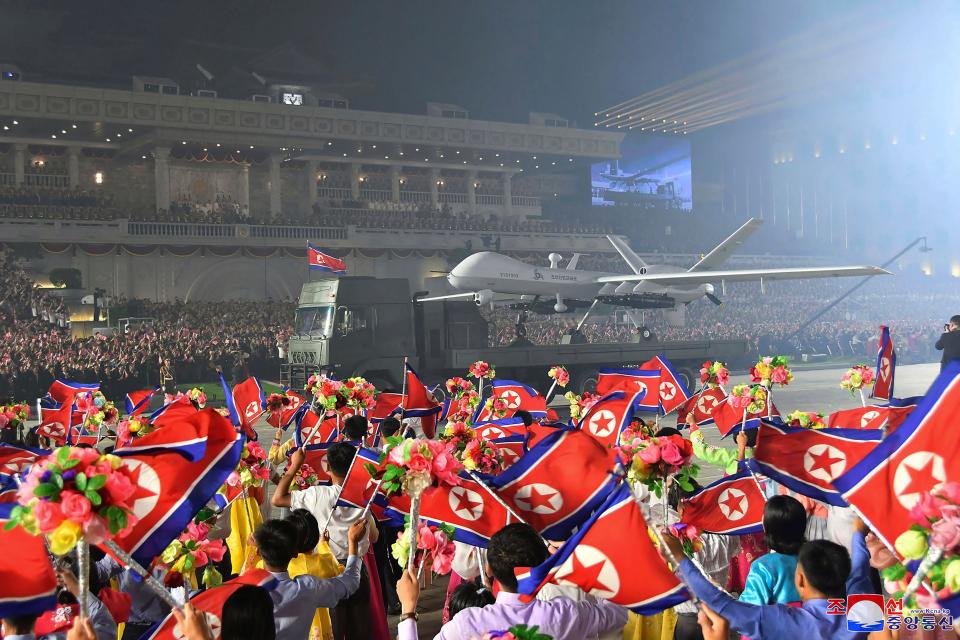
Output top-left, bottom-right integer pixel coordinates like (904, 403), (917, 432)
(482, 277), (950, 364)
(0, 248), (294, 401)
(129, 193), (249, 224)
(0, 185), (119, 221)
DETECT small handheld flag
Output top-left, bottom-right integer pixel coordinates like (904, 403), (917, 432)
(871, 325), (897, 401)
(680, 471), (766, 535)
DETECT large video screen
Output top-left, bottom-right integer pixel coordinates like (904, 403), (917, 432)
(591, 134), (692, 210)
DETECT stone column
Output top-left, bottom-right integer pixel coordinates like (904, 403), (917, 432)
(305, 160), (318, 210)
(349, 163), (361, 200)
(268, 153), (282, 216)
(429, 168), (440, 210)
(239, 164), (250, 217)
(503, 172), (513, 215)
(466, 169), (478, 213)
(154, 146), (171, 213)
(68, 147), (81, 188)
(390, 165), (401, 203)
(13, 143), (26, 186)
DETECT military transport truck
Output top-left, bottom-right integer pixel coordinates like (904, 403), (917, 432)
(283, 277), (750, 394)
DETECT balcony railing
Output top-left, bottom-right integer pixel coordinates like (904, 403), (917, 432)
(0, 173), (71, 188)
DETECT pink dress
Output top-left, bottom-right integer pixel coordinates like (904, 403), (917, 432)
(363, 548), (391, 640)
(727, 532), (768, 593)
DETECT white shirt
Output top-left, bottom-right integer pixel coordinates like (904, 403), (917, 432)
(290, 484), (371, 560)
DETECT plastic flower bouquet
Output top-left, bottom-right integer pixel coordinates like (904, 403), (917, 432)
(116, 417), (151, 448)
(841, 365), (875, 405)
(156, 521), (226, 588)
(751, 356), (793, 388)
(469, 625), (553, 640)
(75, 390), (119, 431)
(729, 384), (768, 415)
(699, 361), (730, 389)
(786, 411), (827, 430)
(0, 402), (30, 431)
(547, 366), (569, 388)
(669, 522), (703, 555)
(441, 422), (504, 474)
(391, 520), (456, 576)
(616, 427), (698, 496)
(482, 395), (510, 420)
(564, 390), (600, 423)
(6, 447), (138, 554)
(227, 441), (270, 490)
(292, 463), (321, 491)
(342, 376), (377, 411)
(265, 392), (292, 414)
(445, 377), (482, 425)
(468, 360), (496, 381)
(883, 482), (960, 611)
(305, 374), (345, 413)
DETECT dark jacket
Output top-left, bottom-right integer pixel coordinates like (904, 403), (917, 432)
(936, 330), (960, 369)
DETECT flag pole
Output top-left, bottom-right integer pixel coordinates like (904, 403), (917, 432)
(399, 356), (408, 427)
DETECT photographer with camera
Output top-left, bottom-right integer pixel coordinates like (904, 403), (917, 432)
(936, 315), (960, 370)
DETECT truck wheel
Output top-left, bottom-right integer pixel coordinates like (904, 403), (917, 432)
(640, 326), (655, 341)
(675, 367), (697, 391)
(577, 372), (599, 395)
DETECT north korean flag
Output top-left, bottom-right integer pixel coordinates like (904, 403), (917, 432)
(490, 435), (526, 470)
(516, 482), (687, 614)
(307, 243), (347, 274)
(595, 369), (659, 411)
(489, 380), (547, 419)
(111, 409), (244, 566)
(336, 447), (384, 510)
(285, 442), (335, 486)
(124, 387), (159, 417)
(827, 405), (915, 432)
(45, 379), (99, 407)
(641, 356), (692, 415)
(402, 363), (441, 437)
(525, 421), (572, 451)
(142, 569), (279, 640)
(368, 392), (403, 424)
(490, 429), (620, 539)
(748, 423), (883, 506)
(473, 417), (527, 442)
(0, 503), (58, 617)
(232, 376), (266, 433)
(833, 361), (960, 553)
(677, 387), (726, 428)
(36, 401), (74, 445)
(713, 392), (782, 438)
(0, 444), (48, 481)
(680, 471), (766, 535)
(385, 473), (511, 547)
(294, 409), (339, 448)
(871, 325), (897, 402)
(576, 391), (640, 454)
(267, 390), (306, 429)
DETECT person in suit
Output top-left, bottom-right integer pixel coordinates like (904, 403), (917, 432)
(935, 315), (960, 370)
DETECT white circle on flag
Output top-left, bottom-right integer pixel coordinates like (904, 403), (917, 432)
(448, 486), (485, 521)
(555, 545), (621, 599)
(174, 612), (221, 639)
(0, 454), (35, 476)
(479, 426), (507, 440)
(586, 409), (617, 438)
(860, 410), (881, 428)
(697, 394), (718, 415)
(515, 483), (563, 515)
(499, 447), (520, 467)
(244, 401), (260, 419)
(634, 381), (647, 395)
(660, 381), (676, 401)
(893, 451), (945, 509)
(501, 391), (522, 410)
(803, 444), (847, 482)
(880, 357), (891, 381)
(122, 458), (161, 523)
(717, 487), (748, 521)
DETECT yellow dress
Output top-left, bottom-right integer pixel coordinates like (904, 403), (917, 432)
(287, 541), (344, 640)
(622, 610), (677, 640)
(227, 494), (263, 575)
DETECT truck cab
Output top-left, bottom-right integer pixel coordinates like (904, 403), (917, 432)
(285, 277), (418, 390)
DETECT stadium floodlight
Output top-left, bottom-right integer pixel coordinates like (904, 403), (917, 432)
(196, 64), (214, 82)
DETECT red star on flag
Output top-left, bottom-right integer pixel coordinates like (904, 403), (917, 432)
(563, 551), (613, 595)
(522, 486), (558, 512)
(900, 456), (941, 497)
(720, 492), (744, 517)
(452, 490), (483, 515)
(808, 448), (845, 475)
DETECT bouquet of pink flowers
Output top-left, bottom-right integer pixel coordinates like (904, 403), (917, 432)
(0, 402), (30, 431)
(564, 390), (600, 423)
(616, 427), (698, 496)
(368, 438), (464, 497)
(227, 441), (270, 490)
(445, 376), (475, 396)
(785, 411), (827, 430)
(482, 395), (510, 420)
(292, 463), (321, 491)
(441, 423), (504, 474)
(306, 374), (345, 412)
(391, 520), (456, 575)
(840, 365), (875, 395)
(547, 366), (569, 388)
(469, 625), (553, 640)
(75, 390), (119, 431)
(342, 376), (378, 411)
(669, 522), (703, 555)
(729, 384), (768, 415)
(884, 482), (960, 610)
(116, 417), (151, 448)
(182, 388), (207, 409)
(699, 361), (730, 389)
(7, 447), (139, 555)
(750, 356), (793, 388)
(444, 377), (482, 424)
(265, 392), (293, 414)
(468, 361), (496, 380)
(156, 521), (226, 588)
